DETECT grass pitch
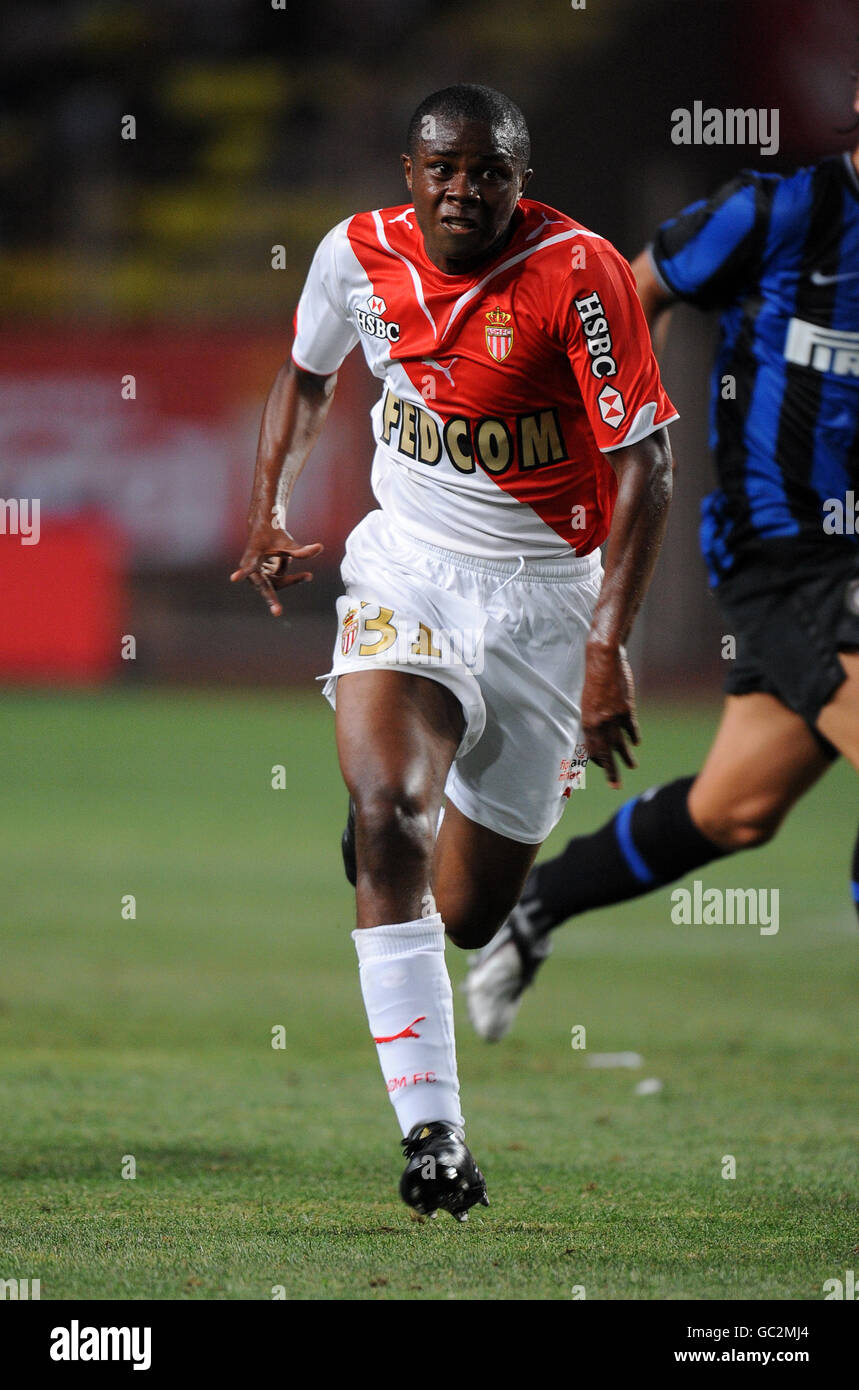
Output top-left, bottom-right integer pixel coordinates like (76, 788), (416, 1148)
(0, 690), (856, 1300)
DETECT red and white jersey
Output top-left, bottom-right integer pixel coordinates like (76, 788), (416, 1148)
(291, 198), (678, 559)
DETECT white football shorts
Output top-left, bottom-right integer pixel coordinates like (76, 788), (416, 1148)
(320, 509), (602, 844)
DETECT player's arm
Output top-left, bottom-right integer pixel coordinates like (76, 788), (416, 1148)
(582, 426), (673, 788)
(629, 251), (674, 356)
(232, 220), (357, 616)
(559, 243), (679, 785)
(230, 360), (336, 617)
(639, 170), (774, 327)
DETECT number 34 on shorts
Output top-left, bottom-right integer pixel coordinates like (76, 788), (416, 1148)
(337, 598), (484, 674)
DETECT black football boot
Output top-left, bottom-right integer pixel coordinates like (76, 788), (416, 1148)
(399, 1121), (489, 1223)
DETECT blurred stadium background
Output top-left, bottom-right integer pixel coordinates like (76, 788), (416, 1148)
(3, 0), (857, 689)
(3, 0), (859, 1304)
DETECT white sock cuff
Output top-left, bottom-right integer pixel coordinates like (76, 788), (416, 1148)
(352, 913), (444, 962)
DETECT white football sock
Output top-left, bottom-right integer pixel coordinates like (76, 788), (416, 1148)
(352, 913), (464, 1137)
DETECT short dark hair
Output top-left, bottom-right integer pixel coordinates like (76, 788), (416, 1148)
(406, 84), (531, 167)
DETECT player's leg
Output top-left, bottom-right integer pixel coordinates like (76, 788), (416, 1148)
(432, 800), (541, 949)
(467, 542), (859, 1039)
(546, 691), (828, 902)
(465, 692), (831, 1039)
(727, 555), (859, 925)
(688, 693), (831, 843)
(337, 669), (462, 929)
(815, 649), (859, 924)
(538, 692), (828, 913)
(816, 651), (859, 772)
(342, 791), (540, 938)
(335, 668), (488, 1219)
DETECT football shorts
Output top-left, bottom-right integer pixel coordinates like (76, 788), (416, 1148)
(320, 509), (602, 843)
(718, 538), (859, 747)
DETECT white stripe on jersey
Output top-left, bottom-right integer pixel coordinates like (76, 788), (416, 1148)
(526, 213), (569, 241)
(439, 229), (602, 341)
(371, 209), (437, 336)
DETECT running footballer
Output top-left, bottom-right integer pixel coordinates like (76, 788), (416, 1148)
(232, 85), (677, 1219)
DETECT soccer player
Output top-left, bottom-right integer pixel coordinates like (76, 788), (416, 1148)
(465, 123), (859, 1042)
(232, 85), (676, 1217)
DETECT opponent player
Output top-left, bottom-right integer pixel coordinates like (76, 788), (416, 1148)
(232, 85), (677, 1217)
(466, 120), (859, 1042)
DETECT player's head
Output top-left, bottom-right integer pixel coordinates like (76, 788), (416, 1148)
(406, 85), (531, 168)
(402, 84), (533, 273)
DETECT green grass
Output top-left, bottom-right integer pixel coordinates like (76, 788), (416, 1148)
(0, 690), (856, 1300)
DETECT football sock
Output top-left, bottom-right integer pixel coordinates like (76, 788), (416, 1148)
(353, 913), (464, 1136)
(852, 825), (859, 924)
(526, 775), (728, 933)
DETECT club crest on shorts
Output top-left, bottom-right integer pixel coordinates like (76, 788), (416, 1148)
(341, 605), (359, 655)
(485, 306), (513, 362)
(559, 743), (588, 796)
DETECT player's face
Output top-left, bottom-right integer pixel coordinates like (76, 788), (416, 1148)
(402, 117), (532, 274)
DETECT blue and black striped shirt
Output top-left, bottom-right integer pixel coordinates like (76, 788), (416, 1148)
(651, 152), (859, 582)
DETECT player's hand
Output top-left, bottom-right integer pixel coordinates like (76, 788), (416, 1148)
(230, 528), (323, 617)
(580, 640), (640, 789)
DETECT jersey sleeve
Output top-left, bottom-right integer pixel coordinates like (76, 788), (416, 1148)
(559, 246), (678, 453)
(291, 219), (359, 374)
(650, 172), (777, 311)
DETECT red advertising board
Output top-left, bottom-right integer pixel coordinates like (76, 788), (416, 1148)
(0, 329), (376, 680)
(0, 329), (375, 568)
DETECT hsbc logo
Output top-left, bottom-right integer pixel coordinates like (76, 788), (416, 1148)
(574, 291), (617, 378)
(356, 295), (400, 342)
(597, 382), (625, 428)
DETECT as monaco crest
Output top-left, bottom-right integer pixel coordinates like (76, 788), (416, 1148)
(341, 605), (359, 656)
(485, 306), (513, 362)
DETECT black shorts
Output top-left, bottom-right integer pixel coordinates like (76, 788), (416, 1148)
(716, 541), (859, 749)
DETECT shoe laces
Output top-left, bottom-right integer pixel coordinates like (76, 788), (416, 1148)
(401, 1122), (458, 1157)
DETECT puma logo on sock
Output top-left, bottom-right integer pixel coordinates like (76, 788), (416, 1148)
(373, 1015), (426, 1044)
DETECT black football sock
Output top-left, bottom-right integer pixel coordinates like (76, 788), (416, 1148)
(852, 825), (859, 924)
(524, 775), (728, 934)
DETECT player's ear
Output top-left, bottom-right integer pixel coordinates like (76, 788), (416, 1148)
(518, 166), (533, 197)
(401, 153), (413, 191)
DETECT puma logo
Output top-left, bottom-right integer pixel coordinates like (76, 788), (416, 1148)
(526, 212), (567, 241)
(423, 356), (459, 386)
(373, 1015), (426, 1044)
